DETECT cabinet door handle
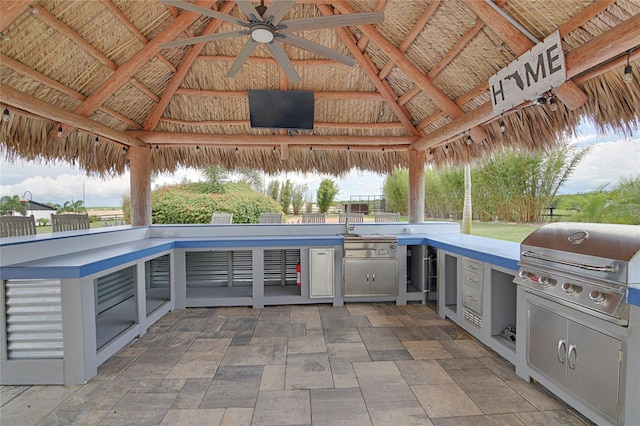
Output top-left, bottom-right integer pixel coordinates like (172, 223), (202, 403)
(466, 295), (477, 301)
(557, 339), (567, 364)
(366, 273), (369, 281)
(567, 344), (577, 369)
(372, 273), (375, 282)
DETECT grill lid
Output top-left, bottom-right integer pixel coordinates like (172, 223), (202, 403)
(521, 223), (640, 262)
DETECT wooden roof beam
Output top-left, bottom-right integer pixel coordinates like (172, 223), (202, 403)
(160, 118), (406, 129)
(412, 12), (640, 152)
(32, 4), (159, 106)
(127, 131), (417, 147)
(1, 54), (142, 129)
(0, 1), (36, 33)
(102, 0), (176, 73)
(355, 0), (388, 51)
(143, 1), (236, 131)
(174, 88), (386, 101)
(198, 56), (338, 66)
(378, 0), (441, 80)
(0, 83), (145, 147)
(316, 4), (420, 137)
(56, 0), (217, 139)
(333, 1), (488, 143)
(462, 0), (587, 110)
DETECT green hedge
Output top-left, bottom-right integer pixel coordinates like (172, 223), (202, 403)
(152, 185), (282, 224)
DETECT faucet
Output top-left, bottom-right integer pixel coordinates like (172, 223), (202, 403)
(345, 215), (355, 234)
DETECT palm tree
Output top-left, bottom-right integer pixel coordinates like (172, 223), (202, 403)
(0, 195), (27, 216)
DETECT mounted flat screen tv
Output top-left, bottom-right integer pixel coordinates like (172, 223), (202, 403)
(248, 90), (314, 130)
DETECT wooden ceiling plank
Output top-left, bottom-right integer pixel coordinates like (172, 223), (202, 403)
(378, 0), (441, 79)
(57, 0), (218, 138)
(143, 1), (236, 131)
(102, 0), (176, 73)
(0, 0), (37, 33)
(0, 83), (145, 147)
(462, 0), (587, 110)
(127, 130), (417, 146)
(333, 1), (487, 142)
(412, 13), (640, 152)
(173, 88), (386, 101)
(317, 4), (419, 137)
(160, 117), (405, 129)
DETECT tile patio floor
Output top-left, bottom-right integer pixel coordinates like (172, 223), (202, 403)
(1, 303), (593, 425)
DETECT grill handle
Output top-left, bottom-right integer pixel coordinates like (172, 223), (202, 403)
(521, 251), (618, 273)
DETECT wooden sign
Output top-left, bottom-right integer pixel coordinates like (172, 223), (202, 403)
(489, 31), (566, 114)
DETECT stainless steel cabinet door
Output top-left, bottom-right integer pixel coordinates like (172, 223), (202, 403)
(370, 258), (397, 295)
(343, 259), (370, 296)
(528, 304), (568, 386)
(566, 321), (621, 422)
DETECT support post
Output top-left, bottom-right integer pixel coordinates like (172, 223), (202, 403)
(128, 146), (152, 226)
(408, 149), (426, 223)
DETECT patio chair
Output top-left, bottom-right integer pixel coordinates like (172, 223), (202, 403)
(374, 212), (400, 222)
(302, 213), (326, 223)
(259, 213), (283, 223)
(339, 213), (364, 223)
(0, 215), (37, 237)
(51, 213), (90, 232)
(211, 212), (233, 224)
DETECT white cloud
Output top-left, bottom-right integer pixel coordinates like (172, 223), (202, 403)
(560, 137), (640, 194)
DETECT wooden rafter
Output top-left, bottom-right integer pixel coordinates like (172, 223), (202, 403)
(412, 12), (640, 151)
(332, 1), (488, 143)
(378, 0), (441, 80)
(0, 0), (36, 32)
(316, 4), (419, 137)
(174, 88), (386, 101)
(159, 118), (406, 129)
(0, 83), (145, 147)
(102, 0), (176, 73)
(55, 0), (218, 139)
(143, 1), (236, 131)
(1, 54), (142, 129)
(127, 131), (417, 147)
(32, 4), (159, 106)
(462, 0), (588, 110)
(355, 0), (387, 51)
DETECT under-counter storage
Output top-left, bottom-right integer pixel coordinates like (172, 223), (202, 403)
(145, 254), (171, 315)
(462, 257), (483, 326)
(343, 258), (397, 296)
(95, 266), (137, 349)
(310, 248), (334, 298)
(528, 303), (622, 424)
(186, 250), (253, 304)
(264, 249), (301, 297)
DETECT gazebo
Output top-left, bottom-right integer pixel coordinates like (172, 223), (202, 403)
(1, 0), (638, 225)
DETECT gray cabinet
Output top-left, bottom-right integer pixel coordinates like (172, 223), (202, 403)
(343, 258), (397, 296)
(528, 304), (622, 423)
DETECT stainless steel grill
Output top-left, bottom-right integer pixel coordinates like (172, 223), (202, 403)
(514, 223), (640, 326)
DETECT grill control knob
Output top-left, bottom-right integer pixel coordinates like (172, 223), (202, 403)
(538, 276), (556, 287)
(589, 290), (606, 304)
(518, 270), (530, 279)
(562, 282), (576, 294)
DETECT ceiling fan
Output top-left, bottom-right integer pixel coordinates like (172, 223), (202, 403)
(159, 0), (384, 83)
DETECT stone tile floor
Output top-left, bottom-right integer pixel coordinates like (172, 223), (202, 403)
(1, 303), (594, 425)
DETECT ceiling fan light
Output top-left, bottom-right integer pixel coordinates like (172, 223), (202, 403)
(251, 27), (274, 43)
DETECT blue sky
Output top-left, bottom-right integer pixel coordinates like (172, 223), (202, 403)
(1, 120), (638, 207)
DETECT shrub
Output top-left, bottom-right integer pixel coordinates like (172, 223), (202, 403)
(151, 185), (282, 224)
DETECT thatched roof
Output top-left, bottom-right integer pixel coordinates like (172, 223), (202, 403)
(1, 0), (639, 178)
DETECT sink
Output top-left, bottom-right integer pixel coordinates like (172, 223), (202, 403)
(338, 233), (362, 238)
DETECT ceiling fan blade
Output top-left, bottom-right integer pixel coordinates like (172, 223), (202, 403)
(159, 0), (249, 27)
(276, 33), (357, 67)
(161, 30), (249, 49)
(262, 0), (296, 26)
(235, 0), (262, 22)
(278, 11), (384, 33)
(226, 38), (258, 78)
(264, 42), (301, 83)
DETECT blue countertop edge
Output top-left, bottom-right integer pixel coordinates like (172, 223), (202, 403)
(3, 232), (638, 308)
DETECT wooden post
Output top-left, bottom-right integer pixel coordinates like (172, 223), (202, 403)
(408, 149), (426, 223)
(128, 146), (151, 226)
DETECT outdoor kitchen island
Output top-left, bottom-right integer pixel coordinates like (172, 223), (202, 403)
(1, 222), (639, 426)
